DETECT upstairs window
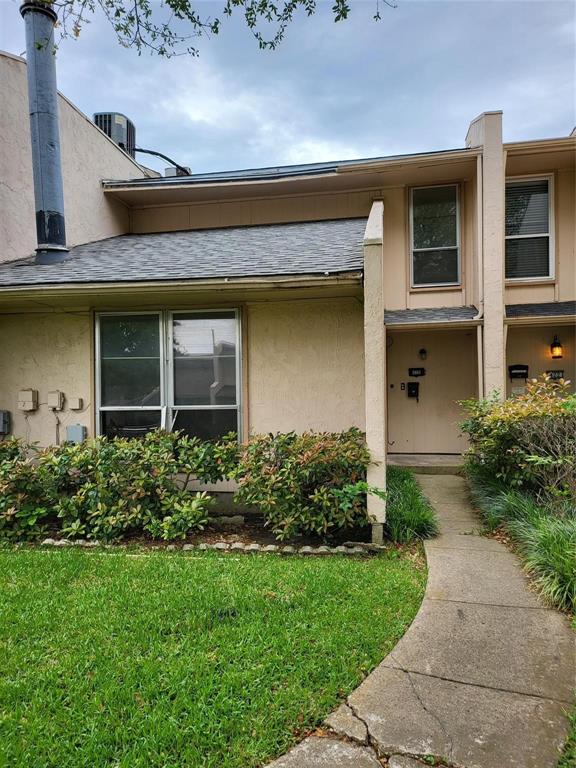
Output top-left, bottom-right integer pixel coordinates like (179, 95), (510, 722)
(505, 178), (553, 280)
(410, 185), (460, 287)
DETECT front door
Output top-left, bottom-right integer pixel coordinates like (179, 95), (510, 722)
(387, 328), (477, 454)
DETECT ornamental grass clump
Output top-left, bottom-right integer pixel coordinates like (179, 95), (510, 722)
(385, 466), (439, 543)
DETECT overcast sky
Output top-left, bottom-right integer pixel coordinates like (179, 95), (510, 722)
(1, 0), (574, 174)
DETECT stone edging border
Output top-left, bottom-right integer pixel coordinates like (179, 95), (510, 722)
(38, 538), (385, 556)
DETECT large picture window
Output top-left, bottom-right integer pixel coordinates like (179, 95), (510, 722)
(505, 177), (553, 280)
(410, 185), (460, 287)
(97, 310), (240, 440)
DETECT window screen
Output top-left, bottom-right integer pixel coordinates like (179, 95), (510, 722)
(411, 185), (459, 286)
(505, 179), (551, 279)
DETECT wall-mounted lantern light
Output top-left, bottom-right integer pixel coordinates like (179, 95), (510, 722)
(418, 348), (427, 361)
(550, 335), (563, 359)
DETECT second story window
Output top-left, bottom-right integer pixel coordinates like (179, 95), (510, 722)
(410, 185), (460, 287)
(505, 178), (552, 280)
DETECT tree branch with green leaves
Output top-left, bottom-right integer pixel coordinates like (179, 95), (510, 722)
(48, 0), (395, 57)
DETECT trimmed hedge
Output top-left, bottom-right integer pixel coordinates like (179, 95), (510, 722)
(232, 428), (372, 539)
(1, 427), (437, 545)
(0, 432), (237, 542)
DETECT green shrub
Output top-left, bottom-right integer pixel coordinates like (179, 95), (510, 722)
(0, 431), (215, 543)
(507, 514), (576, 611)
(461, 376), (576, 501)
(385, 467), (439, 543)
(0, 442), (51, 541)
(468, 474), (576, 612)
(143, 492), (212, 540)
(232, 429), (437, 543)
(232, 429), (372, 539)
(173, 431), (239, 486)
(0, 436), (27, 463)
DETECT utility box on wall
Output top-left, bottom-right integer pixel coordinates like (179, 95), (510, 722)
(17, 389), (38, 411)
(66, 424), (87, 444)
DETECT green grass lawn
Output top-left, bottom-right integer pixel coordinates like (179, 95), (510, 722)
(0, 547), (425, 768)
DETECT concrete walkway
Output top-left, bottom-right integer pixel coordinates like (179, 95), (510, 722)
(268, 474), (575, 768)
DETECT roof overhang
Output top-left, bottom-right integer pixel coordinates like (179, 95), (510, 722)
(0, 272), (363, 312)
(505, 315), (576, 327)
(101, 149), (480, 207)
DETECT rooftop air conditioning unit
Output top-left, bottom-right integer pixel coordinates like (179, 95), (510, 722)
(93, 112), (136, 158)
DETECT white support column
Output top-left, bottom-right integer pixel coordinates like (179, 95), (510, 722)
(363, 201), (386, 544)
(466, 111), (506, 398)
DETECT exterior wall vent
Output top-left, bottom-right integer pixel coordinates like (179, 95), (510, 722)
(93, 112), (136, 158)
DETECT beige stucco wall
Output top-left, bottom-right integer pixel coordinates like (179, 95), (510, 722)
(0, 312), (92, 444)
(387, 328), (477, 454)
(246, 298), (365, 434)
(506, 324), (576, 397)
(0, 51), (147, 263)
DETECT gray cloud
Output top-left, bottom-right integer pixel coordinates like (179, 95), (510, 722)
(1, 0), (574, 174)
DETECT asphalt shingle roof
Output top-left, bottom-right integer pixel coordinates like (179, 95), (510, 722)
(384, 306), (479, 325)
(506, 301), (576, 318)
(0, 218), (366, 288)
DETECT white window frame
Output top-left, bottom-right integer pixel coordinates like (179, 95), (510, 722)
(409, 183), (461, 289)
(505, 174), (555, 282)
(95, 309), (242, 439)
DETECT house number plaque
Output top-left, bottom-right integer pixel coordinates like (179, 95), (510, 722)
(408, 368), (426, 377)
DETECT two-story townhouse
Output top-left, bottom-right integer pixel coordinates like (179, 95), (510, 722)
(0, 35), (574, 540)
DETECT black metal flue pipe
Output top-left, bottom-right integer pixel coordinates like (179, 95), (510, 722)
(20, 0), (69, 264)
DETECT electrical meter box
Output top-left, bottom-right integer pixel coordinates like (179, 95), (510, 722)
(47, 390), (65, 410)
(66, 424), (87, 444)
(17, 389), (38, 411)
(0, 411), (10, 435)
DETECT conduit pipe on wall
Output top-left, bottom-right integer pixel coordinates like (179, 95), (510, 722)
(20, 0), (68, 264)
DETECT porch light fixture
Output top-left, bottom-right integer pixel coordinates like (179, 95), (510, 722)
(550, 335), (563, 359)
(419, 348), (427, 361)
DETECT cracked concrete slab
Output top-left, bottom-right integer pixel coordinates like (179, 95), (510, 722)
(348, 666), (570, 768)
(347, 666), (452, 757)
(265, 736), (381, 767)
(384, 595), (574, 701)
(325, 703), (367, 744)
(425, 547), (542, 607)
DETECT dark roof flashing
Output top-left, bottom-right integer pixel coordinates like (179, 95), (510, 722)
(506, 301), (576, 319)
(384, 306), (479, 326)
